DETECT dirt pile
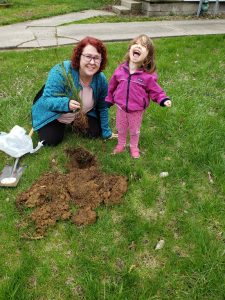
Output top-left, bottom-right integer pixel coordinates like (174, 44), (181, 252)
(17, 147), (128, 238)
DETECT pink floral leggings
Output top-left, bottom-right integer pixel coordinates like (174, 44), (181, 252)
(116, 107), (144, 149)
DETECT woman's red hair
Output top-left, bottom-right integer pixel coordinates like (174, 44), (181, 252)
(71, 36), (107, 73)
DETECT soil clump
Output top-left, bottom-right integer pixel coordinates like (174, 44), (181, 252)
(17, 147), (127, 238)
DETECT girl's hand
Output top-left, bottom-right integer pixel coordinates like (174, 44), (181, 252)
(164, 100), (172, 107)
(69, 99), (81, 111)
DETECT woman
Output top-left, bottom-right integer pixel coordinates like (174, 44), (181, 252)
(32, 36), (112, 145)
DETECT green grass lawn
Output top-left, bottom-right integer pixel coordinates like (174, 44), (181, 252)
(0, 35), (225, 299)
(0, 0), (118, 26)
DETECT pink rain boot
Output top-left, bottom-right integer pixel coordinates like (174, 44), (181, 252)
(112, 144), (126, 155)
(113, 108), (128, 155)
(130, 147), (140, 159)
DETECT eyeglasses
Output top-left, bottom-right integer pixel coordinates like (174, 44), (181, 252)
(81, 54), (102, 64)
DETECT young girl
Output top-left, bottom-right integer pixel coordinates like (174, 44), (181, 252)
(106, 34), (171, 159)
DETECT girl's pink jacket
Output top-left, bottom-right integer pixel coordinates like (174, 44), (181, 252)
(106, 62), (170, 112)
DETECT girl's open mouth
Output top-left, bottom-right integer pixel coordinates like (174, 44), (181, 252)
(133, 49), (141, 58)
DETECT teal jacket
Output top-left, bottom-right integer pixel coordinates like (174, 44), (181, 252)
(32, 60), (112, 139)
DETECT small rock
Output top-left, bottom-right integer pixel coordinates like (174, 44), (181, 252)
(129, 241), (136, 250)
(208, 171), (214, 183)
(159, 172), (169, 178)
(155, 239), (165, 250)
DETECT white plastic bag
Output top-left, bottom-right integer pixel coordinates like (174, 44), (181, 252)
(0, 125), (43, 158)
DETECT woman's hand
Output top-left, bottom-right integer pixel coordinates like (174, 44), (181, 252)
(164, 100), (172, 107)
(105, 132), (118, 140)
(69, 99), (81, 111)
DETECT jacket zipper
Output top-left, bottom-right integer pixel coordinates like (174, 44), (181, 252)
(126, 74), (132, 112)
(143, 98), (146, 109)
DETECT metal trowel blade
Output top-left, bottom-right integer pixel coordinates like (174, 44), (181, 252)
(0, 165), (26, 187)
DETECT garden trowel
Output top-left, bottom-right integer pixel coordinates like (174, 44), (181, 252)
(0, 128), (33, 188)
(0, 157), (26, 187)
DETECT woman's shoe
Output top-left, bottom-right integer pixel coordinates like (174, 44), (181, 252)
(130, 147), (140, 159)
(112, 145), (126, 155)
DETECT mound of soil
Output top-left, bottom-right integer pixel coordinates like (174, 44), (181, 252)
(17, 147), (127, 238)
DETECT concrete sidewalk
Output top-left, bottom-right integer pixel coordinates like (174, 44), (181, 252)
(0, 10), (225, 50)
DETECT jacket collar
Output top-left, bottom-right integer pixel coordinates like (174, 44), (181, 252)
(122, 62), (144, 75)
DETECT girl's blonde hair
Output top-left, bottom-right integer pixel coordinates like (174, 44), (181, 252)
(125, 34), (156, 73)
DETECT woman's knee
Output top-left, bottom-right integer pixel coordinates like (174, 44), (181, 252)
(41, 134), (64, 146)
(38, 120), (65, 146)
(87, 116), (101, 138)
